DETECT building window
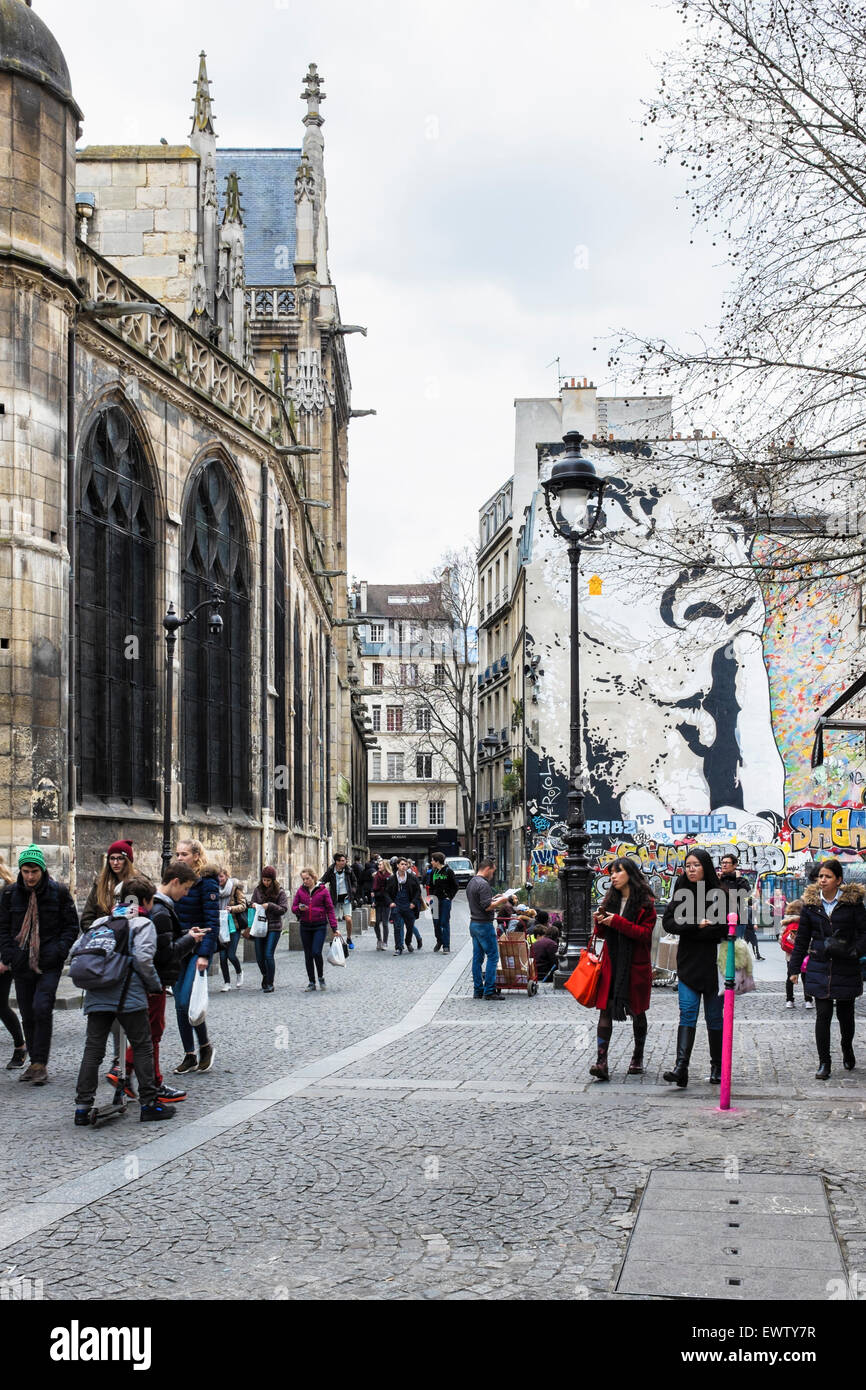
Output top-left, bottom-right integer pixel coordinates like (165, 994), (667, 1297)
(387, 753), (404, 781)
(293, 607), (303, 824)
(386, 706), (403, 732)
(273, 522), (288, 825)
(182, 459), (251, 812)
(371, 801), (388, 826)
(371, 706), (381, 731)
(371, 662), (384, 686)
(416, 708), (431, 732)
(416, 754), (433, 779)
(370, 623), (384, 642)
(76, 406), (157, 804)
(371, 751), (382, 780)
(399, 800), (418, 826)
(400, 663), (418, 686)
(429, 801), (445, 826)
(433, 663), (446, 686)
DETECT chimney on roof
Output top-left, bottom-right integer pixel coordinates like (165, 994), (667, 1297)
(561, 376), (597, 437)
(359, 580), (367, 612)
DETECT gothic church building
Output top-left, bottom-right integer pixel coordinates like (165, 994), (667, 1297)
(0, 0), (370, 894)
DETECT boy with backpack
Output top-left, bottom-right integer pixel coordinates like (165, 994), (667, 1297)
(71, 874), (178, 1125)
(108, 860), (202, 1103)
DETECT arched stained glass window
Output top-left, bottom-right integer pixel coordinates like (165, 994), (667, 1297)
(76, 406), (157, 803)
(181, 460), (251, 812)
(273, 519), (288, 826)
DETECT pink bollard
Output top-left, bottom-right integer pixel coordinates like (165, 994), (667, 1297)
(719, 912), (738, 1111)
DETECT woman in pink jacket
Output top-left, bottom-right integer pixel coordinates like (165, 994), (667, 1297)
(291, 867), (338, 992)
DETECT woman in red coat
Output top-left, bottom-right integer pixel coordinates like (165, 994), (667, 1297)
(589, 857), (656, 1082)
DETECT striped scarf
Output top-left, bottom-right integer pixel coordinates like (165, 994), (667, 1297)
(16, 889), (41, 974)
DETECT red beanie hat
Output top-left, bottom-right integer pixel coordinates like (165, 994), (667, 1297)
(108, 840), (134, 861)
(262, 865), (277, 879)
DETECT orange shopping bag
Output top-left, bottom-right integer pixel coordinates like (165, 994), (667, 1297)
(564, 935), (604, 1007)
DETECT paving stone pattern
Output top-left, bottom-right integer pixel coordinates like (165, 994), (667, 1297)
(2, 897), (866, 1300)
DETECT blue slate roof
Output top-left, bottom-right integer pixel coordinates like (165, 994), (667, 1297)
(216, 148), (301, 286)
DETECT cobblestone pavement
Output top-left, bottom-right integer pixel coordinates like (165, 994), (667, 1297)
(3, 897), (866, 1300)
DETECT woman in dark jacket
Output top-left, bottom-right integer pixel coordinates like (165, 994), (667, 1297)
(0, 845), (79, 1084)
(244, 866), (288, 993)
(372, 860), (393, 950)
(172, 839), (220, 1075)
(661, 847), (727, 1088)
(589, 858), (656, 1082)
(788, 859), (866, 1079)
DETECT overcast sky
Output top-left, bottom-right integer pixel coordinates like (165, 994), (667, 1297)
(40, 0), (728, 582)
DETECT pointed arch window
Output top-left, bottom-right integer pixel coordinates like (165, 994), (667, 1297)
(293, 607), (304, 825)
(182, 460), (252, 812)
(273, 520), (289, 826)
(307, 636), (316, 829)
(76, 406), (157, 803)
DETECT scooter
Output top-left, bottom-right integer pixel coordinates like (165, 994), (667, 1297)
(88, 1023), (130, 1129)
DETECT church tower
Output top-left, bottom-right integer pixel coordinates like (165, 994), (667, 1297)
(0, 0), (82, 871)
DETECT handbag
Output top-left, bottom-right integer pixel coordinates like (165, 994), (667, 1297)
(327, 934), (346, 967)
(249, 904), (268, 939)
(188, 964), (209, 1026)
(734, 967), (756, 995)
(218, 910), (231, 945)
(564, 935), (604, 1007)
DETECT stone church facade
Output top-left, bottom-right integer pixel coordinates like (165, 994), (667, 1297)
(0, 0), (370, 896)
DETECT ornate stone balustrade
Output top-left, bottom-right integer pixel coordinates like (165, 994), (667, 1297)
(76, 244), (282, 445)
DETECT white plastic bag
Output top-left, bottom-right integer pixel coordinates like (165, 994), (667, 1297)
(250, 904), (268, 939)
(327, 934), (346, 967)
(188, 966), (209, 1026)
(218, 910), (231, 944)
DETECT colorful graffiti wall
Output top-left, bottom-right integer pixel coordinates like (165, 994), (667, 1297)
(523, 462), (866, 904)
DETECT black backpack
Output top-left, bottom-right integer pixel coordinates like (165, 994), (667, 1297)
(69, 914), (133, 990)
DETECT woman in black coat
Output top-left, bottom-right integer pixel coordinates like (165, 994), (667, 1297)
(788, 859), (866, 1080)
(661, 847), (727, 1088)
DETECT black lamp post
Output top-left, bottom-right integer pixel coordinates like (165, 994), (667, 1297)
(540, 431), (606, 987)
(480, 726), (499, 876)
(161, 589), (224, 874)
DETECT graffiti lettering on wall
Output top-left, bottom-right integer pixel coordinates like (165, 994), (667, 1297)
(785, 804), (866, 855)
(663, 813), (737, 835)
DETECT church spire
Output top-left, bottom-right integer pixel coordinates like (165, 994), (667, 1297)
(191, 51), (215, 135)
(301, 63), (325, 133)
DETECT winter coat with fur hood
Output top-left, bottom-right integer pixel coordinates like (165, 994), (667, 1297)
(789, 882), (866, 1001)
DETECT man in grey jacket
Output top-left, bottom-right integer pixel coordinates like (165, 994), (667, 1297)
(73, 875), (178, 1125)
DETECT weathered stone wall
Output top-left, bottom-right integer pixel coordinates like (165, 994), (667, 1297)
(76, 150), (199, 317)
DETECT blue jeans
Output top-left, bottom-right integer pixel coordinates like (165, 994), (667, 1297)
(678, 979), (723, 1030)
(437, 897), (452, 950)
(470, 920), (499, 997)
(175, 957), (209, 1055)
(254, 930), (281, 987)
(391, 908), (414, 951)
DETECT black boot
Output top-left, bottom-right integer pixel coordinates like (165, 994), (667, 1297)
(589, 1042), (609, 1082)
(707, 1029), (723, 1084)
(627, 1041), (645, 1075)
(663, 1026), (696, 1088)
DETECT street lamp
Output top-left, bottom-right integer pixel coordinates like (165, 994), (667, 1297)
(540, 430), (606, 986)
(480, 726), (499, 877)
(161, 589), (224, 873)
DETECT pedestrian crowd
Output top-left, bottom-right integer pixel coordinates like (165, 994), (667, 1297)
(0, 840), (462, 1127)
(2, 837), (864, 1129)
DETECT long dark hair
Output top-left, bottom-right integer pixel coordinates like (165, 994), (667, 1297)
(600, 857), (654, 916)
(670, 847), (724, 924)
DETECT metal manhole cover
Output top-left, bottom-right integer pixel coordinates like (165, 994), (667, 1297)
(616, 1170), (847, 1299)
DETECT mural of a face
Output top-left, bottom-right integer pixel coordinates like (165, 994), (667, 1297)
(528, 451), (786, 833)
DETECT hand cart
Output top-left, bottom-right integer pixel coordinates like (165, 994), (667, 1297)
(494, 931), (539, 997)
